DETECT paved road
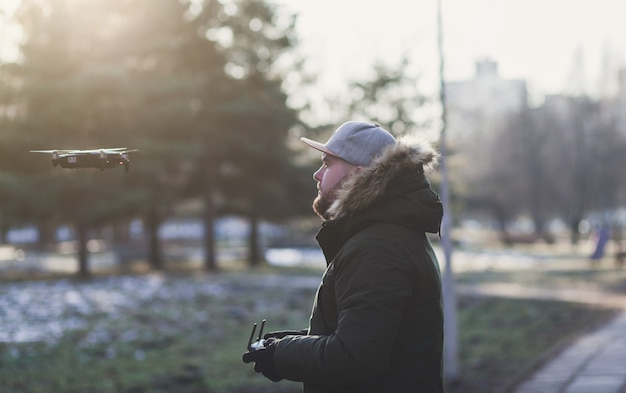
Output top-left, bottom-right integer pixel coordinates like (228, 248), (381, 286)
(513, 311), (626, 393)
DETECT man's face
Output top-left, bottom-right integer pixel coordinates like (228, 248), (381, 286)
(312, 153), (359, 220)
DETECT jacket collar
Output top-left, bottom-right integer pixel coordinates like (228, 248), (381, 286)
(326, 135), (438, 220)
(315, 135), (443, 264)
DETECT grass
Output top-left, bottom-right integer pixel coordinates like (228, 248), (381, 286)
(0, 265), (621, 393)
(0, 271), (311, 393)
(456, 265), (626, 293)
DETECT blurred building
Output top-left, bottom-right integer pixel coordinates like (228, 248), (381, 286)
(615, 68), (626, 134)
(445, 58), (529, 142)
(443, 58), (530, 191)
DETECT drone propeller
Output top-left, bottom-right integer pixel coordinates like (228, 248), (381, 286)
(73, 147), (127, 154)
(30, 149), (76, 154)
(30, 148), (138, 155)
(96, 147), (128, 152)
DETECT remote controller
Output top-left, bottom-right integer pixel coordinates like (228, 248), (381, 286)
(246, 319), (266, 351)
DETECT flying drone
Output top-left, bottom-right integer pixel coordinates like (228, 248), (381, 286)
(30, 148), (138, 173)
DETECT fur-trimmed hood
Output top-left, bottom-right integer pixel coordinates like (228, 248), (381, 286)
(325, 135), (443, 233)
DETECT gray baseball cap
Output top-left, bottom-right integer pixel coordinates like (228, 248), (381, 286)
(300, 121), (396, 167)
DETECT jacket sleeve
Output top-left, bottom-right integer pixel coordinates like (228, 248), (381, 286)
(273, 235), (415, 386)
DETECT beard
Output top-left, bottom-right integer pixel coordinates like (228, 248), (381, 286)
(313, 193), (333, 221)
(312, 182), (342, 221)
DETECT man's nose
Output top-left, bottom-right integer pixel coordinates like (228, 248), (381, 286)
(313, 167), (323, 181)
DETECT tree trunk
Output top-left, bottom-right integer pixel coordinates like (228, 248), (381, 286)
(491, 203), (510, 245)
(76, 220), (90, 278)
(247, 208), (261, 268)
(521, 110), (546, 239)
(37, 221), (54, 252)
(146, 206), (163, 270)
(570, 216), (582, 245)
(203, 193), (217, 272)
(0, 218), (6, 244)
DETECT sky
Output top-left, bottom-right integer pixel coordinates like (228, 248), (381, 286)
(1, 0), (624, 113)
(276, 0), (626, 105)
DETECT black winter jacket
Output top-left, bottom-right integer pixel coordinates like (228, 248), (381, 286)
(274, 135), (444, 393)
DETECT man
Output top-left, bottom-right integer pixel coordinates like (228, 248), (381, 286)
(243, 121), (444, 392)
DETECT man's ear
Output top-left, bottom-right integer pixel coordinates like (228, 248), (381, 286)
(352, 165), (364, 175)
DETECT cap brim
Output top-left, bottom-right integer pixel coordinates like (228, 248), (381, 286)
(300, 137), (337, 157)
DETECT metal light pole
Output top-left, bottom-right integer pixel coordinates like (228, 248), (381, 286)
(437, 0), (460, 382)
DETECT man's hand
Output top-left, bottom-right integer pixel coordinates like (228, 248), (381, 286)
(263, 330), (307, 340)
(242, 338), (282, 382)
